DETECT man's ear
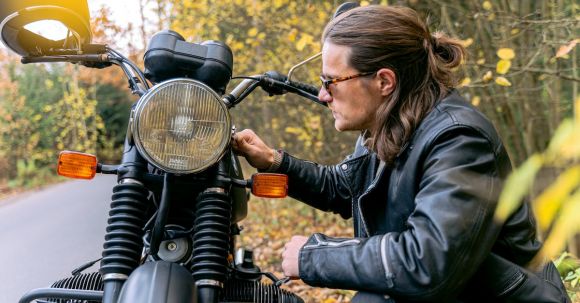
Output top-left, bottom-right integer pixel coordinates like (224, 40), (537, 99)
(376, 68), (396, 97)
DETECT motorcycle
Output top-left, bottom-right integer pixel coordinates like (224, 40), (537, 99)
(0, 1), (359, 302)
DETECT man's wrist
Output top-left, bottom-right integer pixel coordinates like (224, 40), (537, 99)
(265, 149), (283, 172)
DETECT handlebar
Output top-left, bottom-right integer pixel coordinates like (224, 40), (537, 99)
(22, 50), (323, 107)
(21, 54), (112, 67)
(224, 71), (326, 108)
(21, 46), (149, 96)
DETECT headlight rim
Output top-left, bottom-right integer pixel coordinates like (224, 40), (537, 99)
(132, 78), (231, 174)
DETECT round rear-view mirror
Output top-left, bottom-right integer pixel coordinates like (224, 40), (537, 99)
(0, 0), (91, 57)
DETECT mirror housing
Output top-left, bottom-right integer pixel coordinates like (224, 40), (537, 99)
(0, 0), (91, 56)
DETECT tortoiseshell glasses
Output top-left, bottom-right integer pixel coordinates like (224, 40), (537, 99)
(319, 71), (376, 96)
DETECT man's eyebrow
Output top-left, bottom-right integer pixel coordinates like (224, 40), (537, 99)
(320, 73), (338, 79)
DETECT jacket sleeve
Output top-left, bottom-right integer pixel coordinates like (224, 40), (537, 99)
(299, 126), (506, 300)
(277, 152), (353, 219)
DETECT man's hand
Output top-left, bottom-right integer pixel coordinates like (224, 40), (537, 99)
(232, 129), (275, 170)
(282, 235), (309, 278)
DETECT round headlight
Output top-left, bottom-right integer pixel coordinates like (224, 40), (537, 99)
(133, 78), (231, 174)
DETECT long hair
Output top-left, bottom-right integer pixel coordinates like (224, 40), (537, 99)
(322, 5), (466, 165)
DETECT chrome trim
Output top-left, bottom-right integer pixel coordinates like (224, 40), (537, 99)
(287, 52), (322, 82)
(195, 279), (223, 288)
(204, 187), (226, 193)
(102, 273), (129, 281)
(0, 11), (19, 50)
(119, 178), (144, 186)
(227, 77), (260, 100)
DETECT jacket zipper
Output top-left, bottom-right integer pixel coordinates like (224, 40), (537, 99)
(380, 234), (394, 286)
(356, 160), (387, 235)
(303, 233), (362, 249)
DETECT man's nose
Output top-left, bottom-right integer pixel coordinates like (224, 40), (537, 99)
(318, 86), (333, 103)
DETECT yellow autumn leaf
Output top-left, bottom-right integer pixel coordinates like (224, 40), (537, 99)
(460, 38), (474, 48)
(555, 39), (579, 59)
(459, 77), (471, 87)
(287, 29), (297, 42)
(360, 0), (370, 6)
(495, 76), (512, 87)
(535, 191), (580, 261)
(482, 1), (492, 10)
(545, 119), (580, 160)
(247, 27), (258, 37)
(476, 58), (486, 65)
(487, 13), (495, 21)
(482, 70), (493, 82)
(534, 166), (580, 231)
(511, 28), (520, 35)
(497, 48), (515, 60)
(496, 153), (544, 222)
(285, 126), (302, 134)
(560, 130), (580, 159)
(537, 74), (548, 81)
(471, 96), (481, 106)
(496, 59), (512, 75)
(295, 34), (313, 51)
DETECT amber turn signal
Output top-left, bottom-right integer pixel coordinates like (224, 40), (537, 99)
(251, 173), (288, 198)
(57, 151), (97, 180)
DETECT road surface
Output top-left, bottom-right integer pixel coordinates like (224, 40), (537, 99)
(0, 175), (117, 303)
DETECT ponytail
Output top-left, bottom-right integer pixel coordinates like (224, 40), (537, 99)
(426, 32), (466, 90)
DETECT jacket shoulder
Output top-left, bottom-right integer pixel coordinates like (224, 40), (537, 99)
(416, 91), (503, 153)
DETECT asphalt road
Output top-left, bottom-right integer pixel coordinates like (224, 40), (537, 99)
(0, 175), (117, 303)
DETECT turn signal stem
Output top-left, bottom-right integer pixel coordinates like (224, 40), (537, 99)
(97, 163), (120, 174)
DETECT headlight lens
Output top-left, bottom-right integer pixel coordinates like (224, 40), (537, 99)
(133, 78), (231, 174)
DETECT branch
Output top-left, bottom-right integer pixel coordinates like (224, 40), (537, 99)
(466, 63), (580, 82)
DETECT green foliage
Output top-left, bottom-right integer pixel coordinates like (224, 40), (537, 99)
(555, 252), (580, 300)
(0, 56), (111, 186)
(7, 159), (56, 189)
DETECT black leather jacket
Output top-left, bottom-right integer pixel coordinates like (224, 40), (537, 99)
(275, 92), (569, 302)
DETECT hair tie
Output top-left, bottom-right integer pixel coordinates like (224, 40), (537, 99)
(430, 36), (437, 47)
(423, 35), (435, 52)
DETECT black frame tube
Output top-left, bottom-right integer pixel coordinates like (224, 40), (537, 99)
(149, 173), (173, 256)
(18, 288), (103, 303)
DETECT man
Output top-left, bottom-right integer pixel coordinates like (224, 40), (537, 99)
(233, 5), (569, 302)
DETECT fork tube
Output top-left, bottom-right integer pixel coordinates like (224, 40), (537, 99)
(101, 137), (150, 303)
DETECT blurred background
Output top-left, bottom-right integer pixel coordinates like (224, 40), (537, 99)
(0, 0), (578, 301)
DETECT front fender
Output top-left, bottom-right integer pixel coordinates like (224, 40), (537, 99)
(118, 261), (196, 303)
